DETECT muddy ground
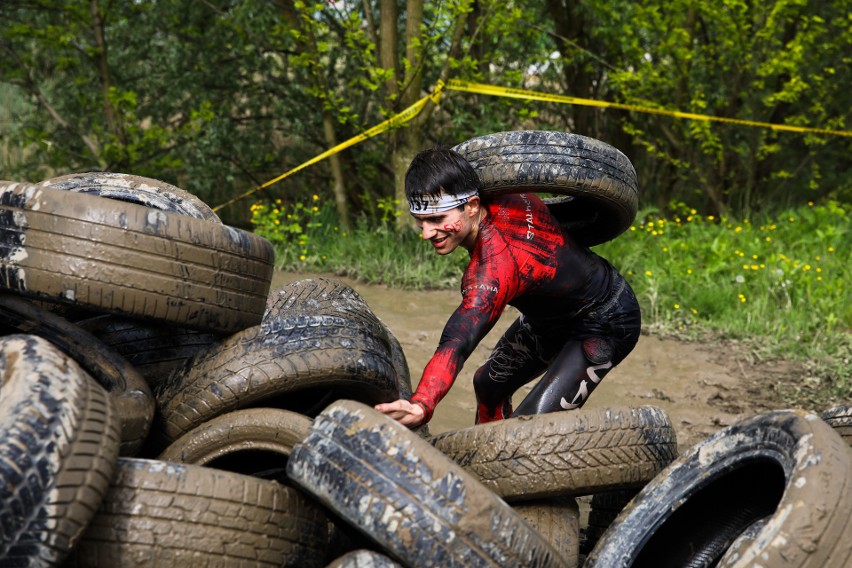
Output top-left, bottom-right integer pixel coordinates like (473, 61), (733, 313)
(274, 271), (806, 453)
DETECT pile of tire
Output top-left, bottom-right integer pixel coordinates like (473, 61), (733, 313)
(0, 174), (413, 566)
(3, 130), (852, 567)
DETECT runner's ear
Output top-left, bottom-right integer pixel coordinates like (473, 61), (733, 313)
(466, 195), (481, 216)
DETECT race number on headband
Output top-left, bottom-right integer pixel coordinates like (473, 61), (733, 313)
(408, 189), (479, 215)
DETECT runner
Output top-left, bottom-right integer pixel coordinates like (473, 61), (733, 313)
(376, 147), (641, 427)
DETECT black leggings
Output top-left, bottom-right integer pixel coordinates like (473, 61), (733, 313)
(472, 285), (640, 423)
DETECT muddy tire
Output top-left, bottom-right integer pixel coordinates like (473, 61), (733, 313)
(584, 409), (852, 567)
(452, 130), (638, 246)
(326, 550), (403, 567)
(270, 278), (415, 396)
(287, 400), (568, 567)
(579, 489), (639, 557)
(430, 406), (677, 501)
(512, 497), (580, 567)
(0, 294), (154, 456)
(158, 407), (311, 471)
(155, 313), (399, 444)
(75, 314), (221, 390)
(0, 334), (121, 566)
(820, 404), (852, 446)
(66, 457), (328, 568)
(37, 171), (220, 222)
(0, 184), (274, 333)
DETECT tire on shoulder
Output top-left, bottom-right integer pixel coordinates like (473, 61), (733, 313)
(452, 130), (638, 246)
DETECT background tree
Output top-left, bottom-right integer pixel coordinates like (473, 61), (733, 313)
(1, 0), (848, 226)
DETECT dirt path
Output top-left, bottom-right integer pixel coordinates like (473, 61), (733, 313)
(273, 271), (799, 453)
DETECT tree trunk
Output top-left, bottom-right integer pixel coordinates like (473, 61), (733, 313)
(322, 109), (350, 231)
(90, 0), (126, 165)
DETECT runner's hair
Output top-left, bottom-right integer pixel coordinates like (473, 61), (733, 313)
(405, 147), (481, 204)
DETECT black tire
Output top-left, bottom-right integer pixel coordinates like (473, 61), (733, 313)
(37, 171), (220, 222)
(716, 517), (769, 567)
(0, 334), (121, 566)
(75, 314), (221, 390)
(584, 409), (852, 567)
(269, 278), (424, 435)
(286, 400), (568, 568)
(66, 457), (328, 568)
(157, 407), (311, 474)
(512, 497), (580, 567)
(820, 403), (852, 446)
(154, 313), (399, 444)
(580, 489), (639, 557)
(452, 130), (638, 246)
(430, 406), (677, 501)
(0, 183), (274, 333)
(0, 294), (154, 456)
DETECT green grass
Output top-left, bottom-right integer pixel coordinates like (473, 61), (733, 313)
(252, 196), (851, 405)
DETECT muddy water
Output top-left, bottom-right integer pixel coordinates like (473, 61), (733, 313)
(273, 271), (783, 453)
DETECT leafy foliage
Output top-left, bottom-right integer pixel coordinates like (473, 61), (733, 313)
(1, 0), (849, 221)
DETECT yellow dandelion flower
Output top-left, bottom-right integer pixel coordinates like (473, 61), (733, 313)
(690, 308), (698, 315)
(674, 304), (680, 309)
(815, 256), (821, 261)
(735, 227), (742, 233)
(273, 219), (280, 225)
(828, 247), (835, 253)
(687, 269), (693, 275)
(690, 208), (697, 215)
(312, 194), (319, 201)
(765, 237), (771, 242)
(750, 264), (759, 270)
(816, 267), (822, 273)
(276, 199), (282, 205)
(804, 264), (811, 271)
(630, 226), (637, 231)
(707, 215), (715, 221)
(312, 206), (319, 212)
(645, 270), (652, 277)
(651, 231), (658, 236)
(738, 294), (747, 303)
(788, 217), (795, 222)
(299, 255), (306, 261)
(817, 276), (823, 281)
(808, 201), (814, 206)
(662, 247), (668, 252)
(752, 254), (758, 259)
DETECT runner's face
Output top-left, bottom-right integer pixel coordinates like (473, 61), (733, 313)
(413, 199), (480, 255)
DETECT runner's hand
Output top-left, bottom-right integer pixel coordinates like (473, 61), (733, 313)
(375, 399), (425, 427)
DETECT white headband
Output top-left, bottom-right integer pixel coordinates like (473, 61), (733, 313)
(408, 189), (478, 215)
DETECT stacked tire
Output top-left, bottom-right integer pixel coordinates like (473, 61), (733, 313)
(0, 175), (411, 566)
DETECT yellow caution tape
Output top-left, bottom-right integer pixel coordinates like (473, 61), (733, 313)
(445, 79), (852, 138)
(213, 78), (849, 211)
(212, 82), (445, 212)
